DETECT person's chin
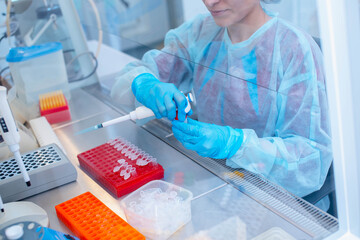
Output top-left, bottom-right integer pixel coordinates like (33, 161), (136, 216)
(213, 19), (229, 27)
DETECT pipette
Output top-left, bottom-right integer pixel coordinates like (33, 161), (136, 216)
(77, 93), (193, 135)
(0, 86), (31, 186)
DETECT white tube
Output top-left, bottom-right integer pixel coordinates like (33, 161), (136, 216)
(87, 0), (102, 58)
(102, 115), (131, 128)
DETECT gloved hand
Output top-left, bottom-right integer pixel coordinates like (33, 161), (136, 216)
(131, 73), (191, 121)
(172, 118), (244, 159)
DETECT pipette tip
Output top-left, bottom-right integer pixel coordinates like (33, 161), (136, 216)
(26, 181), (31, 187)
(75, 124), (103, 135)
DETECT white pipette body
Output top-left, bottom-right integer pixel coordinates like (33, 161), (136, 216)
(0, 86), (31, 186)
(101, 106), (154, 128)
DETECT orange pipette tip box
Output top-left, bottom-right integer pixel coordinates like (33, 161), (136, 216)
(39, 90), (71, 124)
(55, 192), (145, 240)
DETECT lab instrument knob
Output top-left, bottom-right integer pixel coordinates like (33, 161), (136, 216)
(5, 224), (24, 239)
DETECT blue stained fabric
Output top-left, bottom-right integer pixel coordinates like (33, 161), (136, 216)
(111, 12), (332, 198)
(242, 49), (259, 115)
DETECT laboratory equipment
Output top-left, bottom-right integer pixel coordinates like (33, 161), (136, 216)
(0, 86), (30, 186)
(4, 224), (24, 240)
(0, 201), (49, 230)
(55, 191), (145, 240)
(76, 106), (153, 135)
(9, 1), (98, 88)
(0, 144), (77, 203)
(39, 90), (71, 124)
(24, 13), (58, 47)
(0, 111), (39, 160)
(121, 180), (193, 240)
(77, 136), (164, 197)
(29, 117), (67, 154)
(76, 92), (193, 135)
(6, 42), (69, 107)
(0, 120), (39, 160)
(0, 221), (79, 240)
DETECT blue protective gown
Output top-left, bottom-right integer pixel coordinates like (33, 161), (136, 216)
(111, 12), (332, 198)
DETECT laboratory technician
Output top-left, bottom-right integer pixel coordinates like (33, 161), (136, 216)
(111, 0), (332, 209)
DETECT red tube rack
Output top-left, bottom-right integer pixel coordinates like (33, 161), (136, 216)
(77, 137), (164, 197)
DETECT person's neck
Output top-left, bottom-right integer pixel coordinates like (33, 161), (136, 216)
(227, 6), (271, 44)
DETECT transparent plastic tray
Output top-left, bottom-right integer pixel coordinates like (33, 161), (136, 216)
(121, 180), (193, 240)
(252, 227), (296, 240)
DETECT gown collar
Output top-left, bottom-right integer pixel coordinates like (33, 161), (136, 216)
(224, 11), (278, 49)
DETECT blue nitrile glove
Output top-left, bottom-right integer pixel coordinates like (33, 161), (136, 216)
(131, 73), (191, 121)
(172, 118), (244, 159)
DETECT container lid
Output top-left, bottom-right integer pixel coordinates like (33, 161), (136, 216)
(6, 42), (63, 62)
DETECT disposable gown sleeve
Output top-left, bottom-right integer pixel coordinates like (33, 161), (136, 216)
(226, 39), (332, 197)
(111, 18), (198, 107)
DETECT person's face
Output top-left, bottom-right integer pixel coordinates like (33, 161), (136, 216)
(202, 0), (261, 27)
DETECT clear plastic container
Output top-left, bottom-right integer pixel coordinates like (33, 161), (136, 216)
(121, 180), (193, 240)
(6, 42), (69, 105)
(186, 216), (247, 240)
(251, 227), (296, 240)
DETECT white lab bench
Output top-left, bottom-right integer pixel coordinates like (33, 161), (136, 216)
(21, 83), (338, 240)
